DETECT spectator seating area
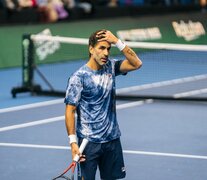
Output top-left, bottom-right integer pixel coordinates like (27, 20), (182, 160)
(0, 0), (205, 25)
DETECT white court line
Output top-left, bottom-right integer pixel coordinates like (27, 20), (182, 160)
(1, 74), (206, 114)
(0, 99), (63, 114)
(0, 142), (207, 160)
(116, 74), (207, 94)
(173, 88), (207, 98)
(0, 116), (64, 132)
(0, 95), (151, 114)
(0, 142), (70, 150)
(117, 99), (153, 110)
(0, 100), (152, 132)
(123, 149), (207, 160)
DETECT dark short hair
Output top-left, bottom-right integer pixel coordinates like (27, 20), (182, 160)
(88, 29), (107, 57)
(89, 29), (105, 47)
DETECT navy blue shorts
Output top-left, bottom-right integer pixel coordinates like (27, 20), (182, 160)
(79, 138), (126, 180)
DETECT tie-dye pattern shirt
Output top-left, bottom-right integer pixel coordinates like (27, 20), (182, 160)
(64, 59), (125, 143)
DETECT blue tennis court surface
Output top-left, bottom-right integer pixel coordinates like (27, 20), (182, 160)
(0, 99), (207, 180)
(1, 51), (207, 179)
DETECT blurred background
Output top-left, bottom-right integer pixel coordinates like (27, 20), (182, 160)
(0, 0), (206, 69)
(0, 0), (207, 107)
(0, 0), (207, 25)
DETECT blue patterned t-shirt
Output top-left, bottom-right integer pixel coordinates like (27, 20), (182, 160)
(64, 59), (124, 143)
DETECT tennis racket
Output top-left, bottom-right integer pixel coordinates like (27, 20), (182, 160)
(52, 138), (89, 180)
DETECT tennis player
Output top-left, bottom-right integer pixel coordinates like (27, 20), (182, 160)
(64, 29), (142, 180)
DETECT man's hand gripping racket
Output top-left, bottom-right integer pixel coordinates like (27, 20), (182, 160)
(52, 138), (88, 180)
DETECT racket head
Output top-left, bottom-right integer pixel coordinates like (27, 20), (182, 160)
(52, 175), (71, 180)
(52, 162), (76, 180)
(52, 173), (74, 180)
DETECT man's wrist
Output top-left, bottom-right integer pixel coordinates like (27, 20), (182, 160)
(115, 39), (126, 51)
(68, 134), (77, 145)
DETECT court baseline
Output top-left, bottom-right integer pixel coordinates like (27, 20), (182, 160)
(0, 142), (207, 160)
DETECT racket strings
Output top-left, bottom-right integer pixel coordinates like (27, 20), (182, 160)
(52, 162), (76, 180)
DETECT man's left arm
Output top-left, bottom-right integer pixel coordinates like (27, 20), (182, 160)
(119, 45), (142, 73)
(96, 30), (142, 73)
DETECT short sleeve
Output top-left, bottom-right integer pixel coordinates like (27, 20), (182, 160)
(64, 74), (83, 106)
(115, 60), (127, 76)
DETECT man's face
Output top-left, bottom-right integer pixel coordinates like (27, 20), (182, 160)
(90, 41), (111, 66)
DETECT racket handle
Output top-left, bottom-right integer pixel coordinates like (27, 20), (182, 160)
(73, 138), (89, 162)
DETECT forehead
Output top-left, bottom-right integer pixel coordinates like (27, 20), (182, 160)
(95, 41), (111, 48)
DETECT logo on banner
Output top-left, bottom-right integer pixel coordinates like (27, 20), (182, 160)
(117, 27), (162, 41)
(172, 20), (206, 41)
(34, 29), (60, 61)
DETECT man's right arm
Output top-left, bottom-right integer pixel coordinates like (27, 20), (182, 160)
(65, 104), (76, 135)
(65, 104), (80, 160)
